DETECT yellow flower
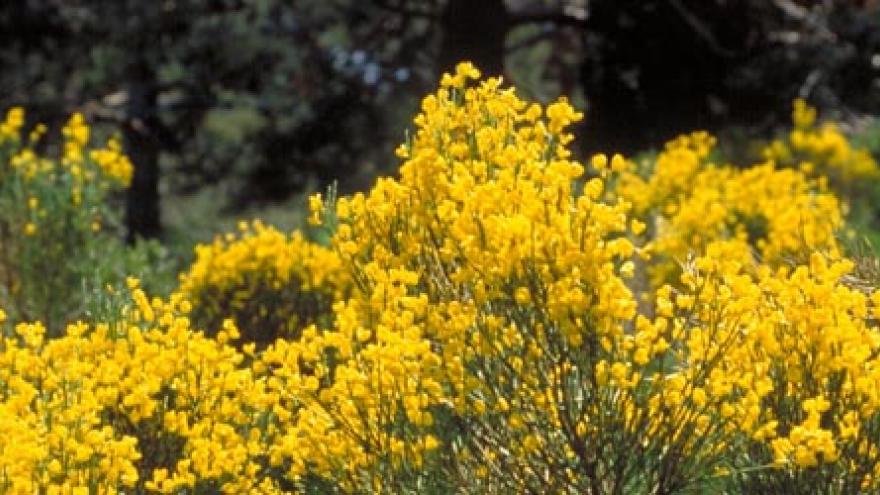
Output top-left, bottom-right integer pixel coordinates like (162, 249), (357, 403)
(308, 193), (323, 226)
(514, 286), (531, 305)
(591, 153), (608, 171)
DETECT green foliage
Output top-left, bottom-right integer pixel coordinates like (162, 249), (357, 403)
(0, 109), (173, 334)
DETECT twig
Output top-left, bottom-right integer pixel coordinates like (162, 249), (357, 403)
(667, 0), (736, 58)
(372, 0), (440, 20)
(509, 7), (588, 30)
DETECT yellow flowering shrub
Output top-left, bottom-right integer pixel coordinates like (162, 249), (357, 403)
(297, 63), (757, 492)
(177, 220), (350, 347)
(0, 108), (136, 333)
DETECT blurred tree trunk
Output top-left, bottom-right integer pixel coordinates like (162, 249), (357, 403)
(438, 0), (508, 77)
(581, 0), (753, 154)
(124, 58), (162, 242)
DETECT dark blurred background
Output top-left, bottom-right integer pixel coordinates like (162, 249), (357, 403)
(1, 0), (879, 243)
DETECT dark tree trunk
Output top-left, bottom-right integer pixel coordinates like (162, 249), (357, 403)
(581, 0), (753, 155)
(438, 0), (508, 77)
(124, 60), (162, 242)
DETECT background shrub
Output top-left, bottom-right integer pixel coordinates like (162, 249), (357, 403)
(0, 109), (170, 335)
(176, 220), (350, 347)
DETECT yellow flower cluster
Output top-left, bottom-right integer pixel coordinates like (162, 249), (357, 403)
(0, 107), (24, 144)
(676, 248), (880, 491)
(763, 98), (879, 184)
(618, 131), (842, 287)
(3, 111), (132, 190)
(0, 320), (143, 494)
(257, 294), (447, 489)
(89, 136), (134, 187)
(62, 113), (133, 189)
(176, 220), (349, 346)
(0, 277), (317, 494)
